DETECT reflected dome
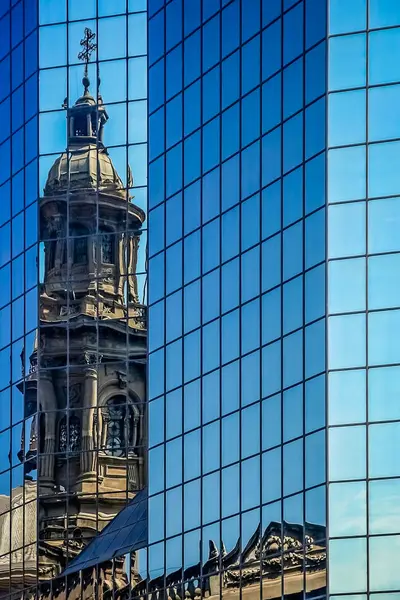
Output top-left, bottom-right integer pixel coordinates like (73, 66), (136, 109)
(44, 144), (133, 197)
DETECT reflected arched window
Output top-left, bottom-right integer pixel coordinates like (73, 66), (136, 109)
(70, 225), (88, 264)
(99, 228), (114, 264)
(103, 396), (137, 457)
(59, 415), (81, 453)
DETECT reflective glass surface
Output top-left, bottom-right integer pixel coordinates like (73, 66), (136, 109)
(0, 0), (148, 597)
(147, 0), (327, 597)
(327, 0), (400, 594)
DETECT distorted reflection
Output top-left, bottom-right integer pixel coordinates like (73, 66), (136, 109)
(0, 24), (146, 598)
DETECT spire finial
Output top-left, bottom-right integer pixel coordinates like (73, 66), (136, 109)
(78, 27), (97, 95)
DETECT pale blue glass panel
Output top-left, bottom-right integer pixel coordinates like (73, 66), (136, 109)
(329, 538), (367, 593)
(328, 90), (366, 147)
(369, 141), (400, 198)
(328, 258), (366, 314)
(369, 84), (400, 142)
(369, 366), (400, 422)
(328, 314), (366, 369)
(369, 0), (400, 28)
(369, 28), (400, 85)
(328, 146), (366, 202)
(329, 425), (366, 481)
(369, 535), (400, 592)
(369, 197), (400, 254)
(369, 254), (400, 310)
(369, 309), (400, 366)
(329, 0), (366, 34)
(329, 34), (366, 91)
(329, 481), (367, 536)
(328, 369), (366, 426)
(369, 479), (400, 535)
(39, 24), (67, 68)
(328, 202), (366, 259)
(369, 422), (400, 478)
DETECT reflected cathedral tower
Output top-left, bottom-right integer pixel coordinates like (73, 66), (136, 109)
(0, 29), (147, 594)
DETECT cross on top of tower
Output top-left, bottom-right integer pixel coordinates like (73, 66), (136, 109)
(78, 27), (97, 94)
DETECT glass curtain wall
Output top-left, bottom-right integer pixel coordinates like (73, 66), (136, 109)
(328, 0), (400, 595)
(147, 0), (327, 598)
(0, 0), (148, 598)
(0, 0), (40, 597)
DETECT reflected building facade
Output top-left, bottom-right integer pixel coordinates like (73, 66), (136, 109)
(0, 0), (147, 598)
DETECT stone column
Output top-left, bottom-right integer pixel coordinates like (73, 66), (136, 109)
(80, 355), (98, 480)
(38, 374), (57, 488)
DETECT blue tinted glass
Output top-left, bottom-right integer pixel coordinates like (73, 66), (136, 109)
(241, 35), (260, 95)
(242, 89), (260, 147)
(222, 51), (239, 109)
(283, 275), (302, 334)
(283, 4), (303, 65)
(203, 166), (221, 221)
(283, 167), (303, 227)
(262, 72), (281, 133)
(166, 0), (182, 51)
(369, 197), (400, 254)
(203, 65), (220, 121)
(305, 209), (325, 268)
(283, 223), (303, 282)
(242, 193), (260, 250)
(369, 28), (400, 85)
(328, 369), (366, 426)
(329, 0), (366, 34)
(370, 0), (400, 27)
(222, 103), (239, 160)
(369, 366), (400, 422)
(202, 14), (220, 72)
(262, 287), (281, 344)
(262, 127), (281, 186)
(328, 313), (366, 369)
(184, 83), (200, 136)
(369, 141), (400, 198)
(329, 34), (366, 91)
(241, 247), (260, 303)
(262, 181), (281, 238)
(166, 45), (182, 99)
(306, 0), (327, 48)
(149, 9), (164, 64)
(283, 439), (303, 495)
(328, 146), (366, 203)
(262, 340), (281, 398)
(329, 258), (366, 314)
(329, 426), (366, 481)
(369, 254), (400, 310)
(222, 259), (239, 314)
(222, 0), (239, 58)
(242, 141), (260, 199)
(369, 84), (400, 142)
(203, 117), (220, 173)
(306, 153), (325, 214)
(262, 0), (280, 26)
(306, 41), (326, 104)
(369, 422), (400, 479)
(184, 31), (200, 86)
(305, 97), (325, 160)
(369, 309), (400, 366)
(305, 264), (325, 323)
(329, 90), (366, 147)
(283, 58), (303, 120)
(283, 113), (303, 173)
(262, 20), (281, 80)
(284, 329), (303, 387)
